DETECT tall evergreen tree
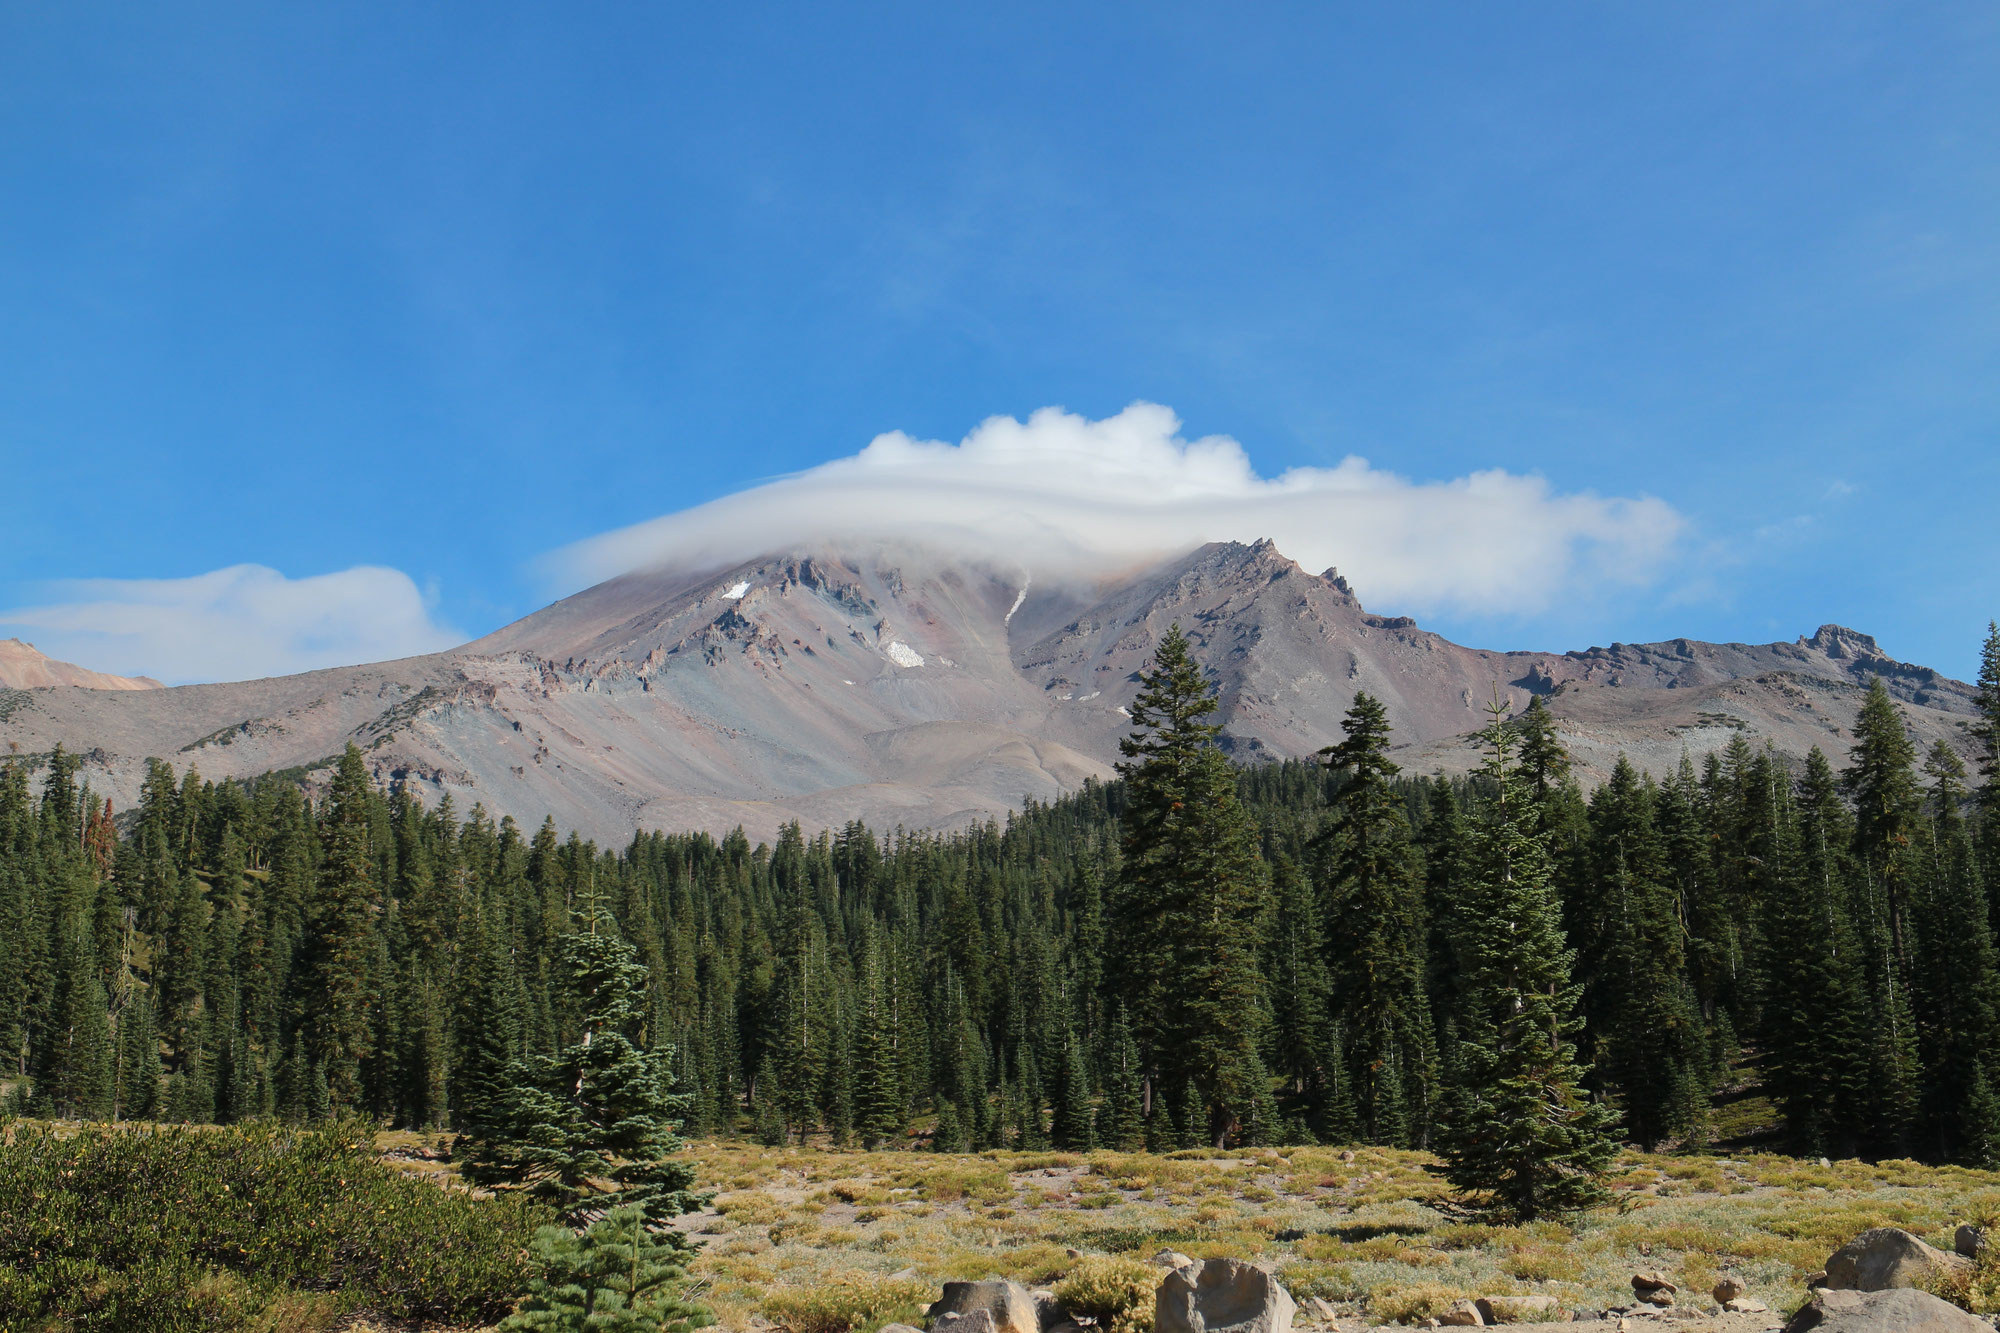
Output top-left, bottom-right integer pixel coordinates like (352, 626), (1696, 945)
(1584, 759), (1706, 1149)
(1111, 624), (1273, 1147)
(1318, 693), (1435, 1146)
(1757, 749), (1874, 1156)
(308, 745), (383, 1109)
(1432, 701), (1618, 1221)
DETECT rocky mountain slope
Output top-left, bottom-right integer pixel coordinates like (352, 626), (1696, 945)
(0, 639), (162, 692)
(0, 541), (1978, 841)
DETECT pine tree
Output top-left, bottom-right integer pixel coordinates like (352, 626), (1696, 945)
(1111, 624), (1272, 1147)
(309, 745), (383, 1110)
(459, 903), (705, 1228)
(1757, 749), (1874, 1156)
(49, 942), (114, 1120)
(1268, 852), (1341, 1133)
(853, 928), (905, 1149)
(1319, 693), (1434, 1145)
(1048, 1027), (1096, 1151)
(1843, 680), (1925, 1153)
(1097, 1007), (1144, 1151)
(1974, 622), (2000, 942)
(1432, 700), (1619, 1221)
(115, 986), (161, 1120)
(501, 1204), (712, 1333)
(1910, 741), (2000, 1162)
(1585, 759), (1705, 1149)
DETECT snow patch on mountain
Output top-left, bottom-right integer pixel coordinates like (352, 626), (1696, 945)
(884, 640), (925, 668)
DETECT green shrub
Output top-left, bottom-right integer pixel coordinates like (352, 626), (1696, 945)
(0, 1119), (544, 1331)
(1054, 1256), (1160, 1333)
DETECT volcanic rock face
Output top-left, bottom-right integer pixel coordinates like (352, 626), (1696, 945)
(0, 541), (1979, 842)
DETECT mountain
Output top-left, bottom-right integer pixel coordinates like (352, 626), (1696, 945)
(0, 638), (162, 692)
(0, 541), (1978, 841)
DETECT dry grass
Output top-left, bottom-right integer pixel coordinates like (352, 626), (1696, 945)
(647, 1140), (2000, 1329)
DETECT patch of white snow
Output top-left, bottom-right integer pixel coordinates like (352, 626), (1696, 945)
(843, 679), (855, 685)
(1078, 691), (1099, 701)
(1116, 705), (1132, 718)
(884, 641), (925, 668)
(721, 581), (751, 600)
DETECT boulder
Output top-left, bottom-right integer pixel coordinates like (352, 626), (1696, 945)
(1156, 1259), (1296, 1333)
(1781, 1288), (1991, 1333)
(1154, 1251), (1198, 1272)
(1952, 1225), (1986, 1260)
(1712, 1279), (1746, 1305)
(1474, 1295), (1558, 1324)
(935, 1315), (999, 1333)
(929, 1281), (1042, 1333)
(883, 1326), (928, 1333)
(1629, 1276), (1675, 1309)
(1029, 1291), (1073, 1331)
(1436, 1300), (1484, 1326)
(1822, 1229), (1972, 1292)
(1724, 1299), (1770, 1314)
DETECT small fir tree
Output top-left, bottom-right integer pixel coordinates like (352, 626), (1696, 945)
(458, 898), (704, 1229)
(502, 1203), (713, 1333)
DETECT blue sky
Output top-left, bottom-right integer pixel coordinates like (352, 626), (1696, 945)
(3, 4), (1997, 683)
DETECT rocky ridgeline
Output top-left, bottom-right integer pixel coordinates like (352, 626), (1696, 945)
(874, 1224), (1994, 1333)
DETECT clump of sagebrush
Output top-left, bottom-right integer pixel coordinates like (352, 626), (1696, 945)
(0, 1117), (543, 1332)
(1053, 1256), (1160, 1333)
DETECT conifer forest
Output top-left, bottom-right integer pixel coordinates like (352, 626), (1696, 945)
(6, 622), (2000, 1176)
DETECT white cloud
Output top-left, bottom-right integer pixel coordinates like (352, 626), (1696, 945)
(0, 564), (465, 685)
(555, 403), (1684, 616)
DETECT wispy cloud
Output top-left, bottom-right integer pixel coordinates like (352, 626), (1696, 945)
(1, 565), (464, 685)
(553, 403), (1685, 617)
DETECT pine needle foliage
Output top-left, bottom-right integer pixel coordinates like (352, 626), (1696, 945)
(501, 1204), (713, 1333)
(1432, 700), (1619, 1221)
(459, 909), (705, 1230)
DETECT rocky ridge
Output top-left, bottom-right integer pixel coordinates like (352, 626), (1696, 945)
(0, 540), (1980, 842)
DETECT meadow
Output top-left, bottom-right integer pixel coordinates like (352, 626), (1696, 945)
(371, 1135), (2000, 1332)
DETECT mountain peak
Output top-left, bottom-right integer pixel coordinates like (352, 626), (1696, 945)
(0, 639), (163, 692)
(1800, 624), (1888, 661)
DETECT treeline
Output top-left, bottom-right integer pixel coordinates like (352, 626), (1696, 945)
(4, 626), (2000, 1166)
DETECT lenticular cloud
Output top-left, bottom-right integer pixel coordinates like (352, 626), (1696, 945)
(555, 403), (1683, 616)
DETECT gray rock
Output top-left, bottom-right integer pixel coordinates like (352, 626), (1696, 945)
(1475, 1295), (1558, 1324)
(1436, 1300), (1484, 1326)
(930, 1282), (1041, 1333)
(1823, 1230), (1973, 1293)
(1725, 1299), (1771, 1314)
(1632, 1274), (1678, 1296)
(1782, 1288), (1991, 1333)
(1952, 1226), (1986, 1260)
(1154, 1251), (1198, 1272)
(882, 1325), (928, 1333)
(1156, 1259), (1296, 1333)
(936, 1315), (999, 1333)
(1031, 1291), (1074, 1331)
